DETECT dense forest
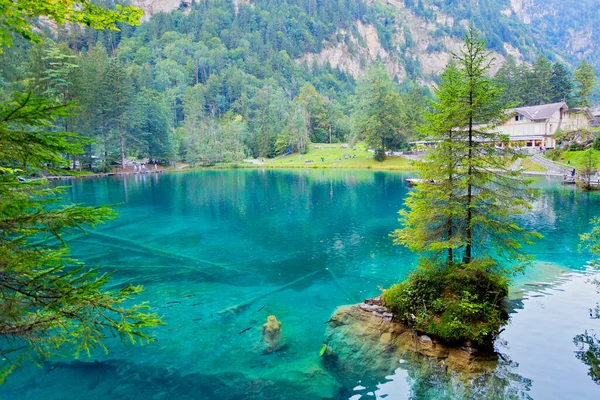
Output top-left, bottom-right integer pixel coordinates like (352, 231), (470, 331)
(0, 0), (595, 169)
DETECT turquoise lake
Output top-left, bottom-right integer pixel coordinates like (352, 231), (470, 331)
(2, 169), (600, 399)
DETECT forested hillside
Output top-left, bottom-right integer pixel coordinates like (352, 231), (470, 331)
(0, 0), (596, 169)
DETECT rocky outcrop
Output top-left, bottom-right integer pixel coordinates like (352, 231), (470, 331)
(323, 297), (498, 377)
(298, 21), (405, 80)
(131, 0), (189, 21)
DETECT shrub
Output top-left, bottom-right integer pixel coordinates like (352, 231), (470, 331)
(373, 149), (386, 162)
(593, 135), (600, 151)
(382, 259), (509, 346)
(569, 143), (585, 151)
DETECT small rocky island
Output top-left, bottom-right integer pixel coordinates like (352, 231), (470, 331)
(322, 297), (499, 376)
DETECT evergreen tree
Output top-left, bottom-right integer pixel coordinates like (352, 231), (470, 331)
(0, 1), (160, 381)
(455, 29), (539, 263)
(77, 43), (111, 168)
(573, 61), (597, 107)
(394, 62), (466, 265)
(397, 28), (540, 267)
(494, 56), (522, 107)
(351, 64), (405, 161)
(101, 58), (134, 169)
(531, 55), (553, 105)
(386, 29), (541, 346)
(549, 62), (573, 104)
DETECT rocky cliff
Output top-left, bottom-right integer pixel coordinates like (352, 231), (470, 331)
(127, 0), (598, 83)
(130, 0), (188, 21)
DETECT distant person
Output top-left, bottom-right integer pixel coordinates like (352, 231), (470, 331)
(133, 164), (138, 172)
(321, 157), (324, 162)
(154, 161), (158, 170)
(571, 168), (576, 177)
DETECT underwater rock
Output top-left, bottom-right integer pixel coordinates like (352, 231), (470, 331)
(323, 297), (498, 377)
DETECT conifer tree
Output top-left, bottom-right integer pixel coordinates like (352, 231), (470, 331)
(394, 63), (466, 265)
(396, 28), (540, 270)
(0, 0), (161, 381)
(531, 55), (553, 105)
(386, 29), (541, 346)
(549, 62), (573, 104)
(352, 64), (405, 161)
(102, 58), (134, 169)
(573, 61), (597, 107)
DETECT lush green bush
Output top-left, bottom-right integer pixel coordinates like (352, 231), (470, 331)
(569, 143), (585, 151)
(373, 149), (386, 162)
(382, 260), (509, 346)
(593, 135), (600, 151)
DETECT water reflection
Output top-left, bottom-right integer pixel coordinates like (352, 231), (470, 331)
(574, 330), (600, 384)
(2, 171), (600, 399)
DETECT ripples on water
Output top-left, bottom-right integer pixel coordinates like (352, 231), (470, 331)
(1, 170), (600, 399)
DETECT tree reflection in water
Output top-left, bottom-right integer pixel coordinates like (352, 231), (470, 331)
(574, 330), (600, 384)
(398, 351), (533, 400)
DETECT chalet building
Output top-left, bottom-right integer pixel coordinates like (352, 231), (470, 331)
(496, 102), (593, 149)
(408, 102), (593, 152)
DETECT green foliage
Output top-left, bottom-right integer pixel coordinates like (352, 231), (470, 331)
(0, 0), (142, 51)
(396, 30), (540, 267)
(578, 215), (600, 384)
(390, 29), (540, 347)
(351, 64), (406, 160)
(574, 61), (597, 107)
(382, 260), (509, 345)
(0, 0), (161, 381)
(0, 92), (162, 377)
(580, 217), (600, 263)
(593, 135), (600, 151)
(573, 331), (600, 384)
(495, 55), (576, 107)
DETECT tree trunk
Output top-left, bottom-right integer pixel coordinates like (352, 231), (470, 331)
(102, 119), (108, 160)
(465, 92), (474, 263)
(448, 130), (454, 266)
(120, 130), (125, 170)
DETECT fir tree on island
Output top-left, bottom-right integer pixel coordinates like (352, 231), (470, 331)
(384, 29), (542, 347)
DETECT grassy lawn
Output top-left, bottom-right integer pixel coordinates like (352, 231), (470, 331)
(549, 150), (600, 169)
(260, 143), (416, 170)
(521, 158), (548, 173)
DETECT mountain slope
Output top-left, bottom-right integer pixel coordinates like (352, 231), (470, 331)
(130, 0), (598, 82)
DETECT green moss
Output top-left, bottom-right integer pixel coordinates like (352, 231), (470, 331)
(382, 259), (509, 346)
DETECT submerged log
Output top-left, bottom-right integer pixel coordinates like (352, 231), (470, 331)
(218, 269), (323, 315)
(85, 230), (238, 272)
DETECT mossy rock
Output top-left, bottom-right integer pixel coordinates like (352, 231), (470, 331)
(382, 260), (509, 346)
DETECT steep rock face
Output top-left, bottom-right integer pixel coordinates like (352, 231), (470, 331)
(131, 0), (187, 21)
(505, 0), (595, 60)
(298, 21), (405, 80)
(128, 0), (596, 82)
(322, 299), (498, 378)
(298, 8), (505, 83)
